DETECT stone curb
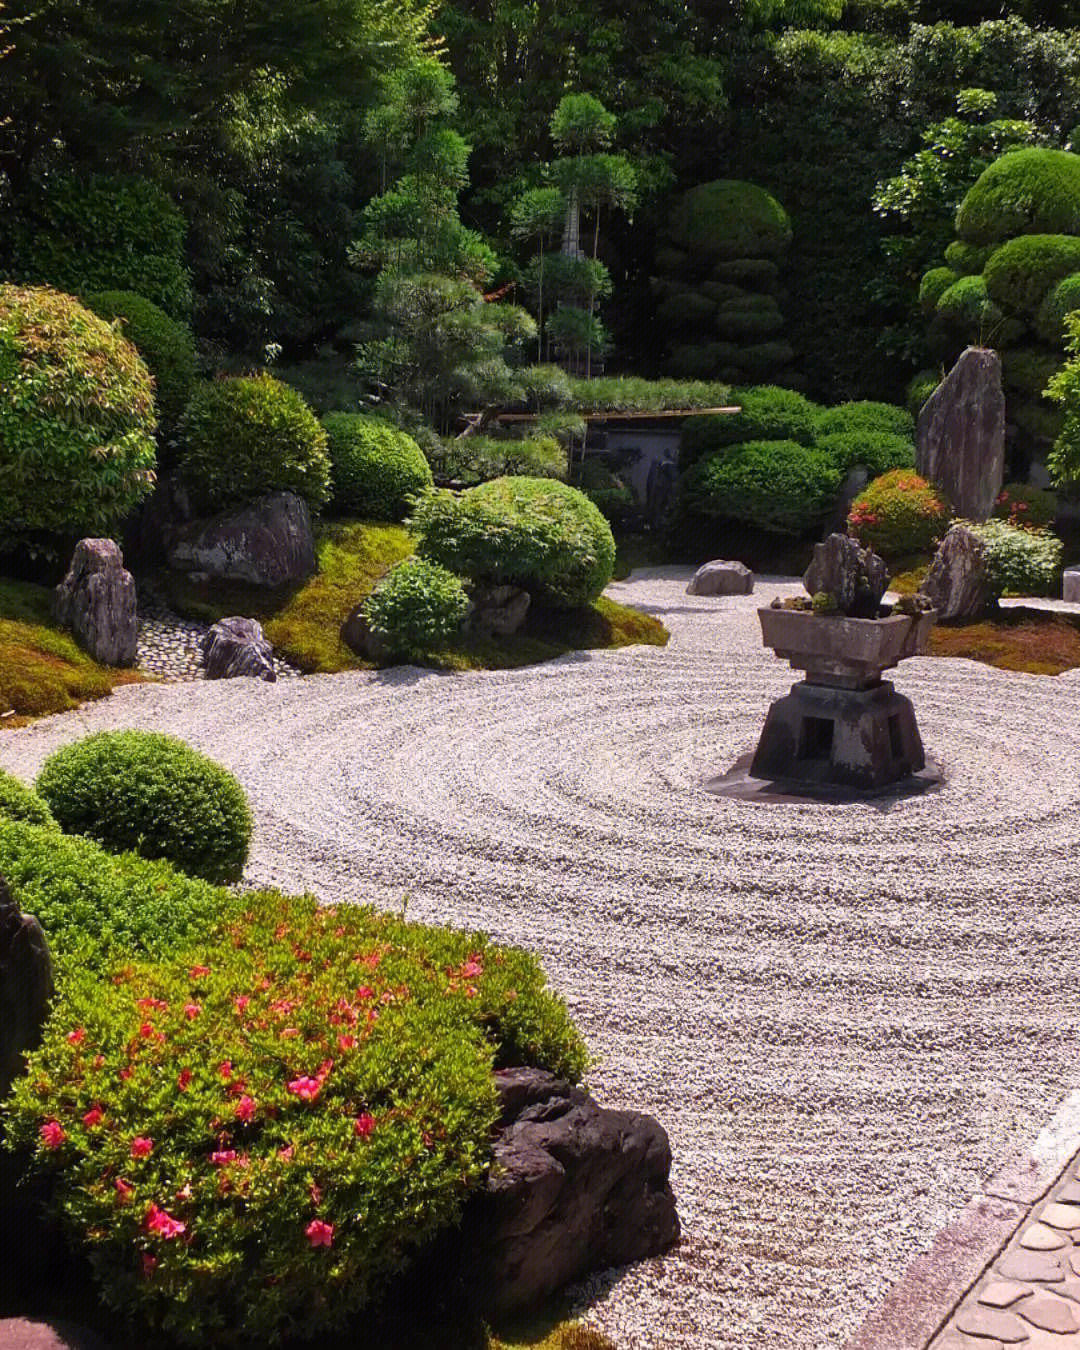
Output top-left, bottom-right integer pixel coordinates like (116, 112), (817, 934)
(846, 1091), (1080, 1350)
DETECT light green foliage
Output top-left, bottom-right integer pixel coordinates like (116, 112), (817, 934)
(5, 891), (586, 1346)
(993, 481), (1058, 529)
(363, 556), (470, 655)
(668, 181), (792, 260)
(984, 235), (1080, 317)
(1035, 273), (1080, 344)
(37, 732), (252, 884)
(847, 469), (950, 559)
(966, 518), (1063, 595)
(935, 275), (1004, 337)
(6, 174), (192, 318)
(817, 431), (915, 476)
(1046, 310), (1080, 482)
(412, 477), (616, 609)
(679, 440), (841, 535)
(1001, 346), (1062, 396)
(680, 387), (820, 468)
(814, 401), (915, 438)
(82, 291), (197, 434)
(322, 414), (432, 520)
(0, 285), (157, 539)
(0, 770), (57, 829)
(919, 267), (960, 313)
(426, 434), (568, 486)
(566, 377), (733, 413)
(550, 94), (617, 153)
(177, 374), (331, 513)
(957, 149), (1080, 246)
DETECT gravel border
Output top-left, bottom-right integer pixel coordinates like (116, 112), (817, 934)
(4, 568), (1080, 1348)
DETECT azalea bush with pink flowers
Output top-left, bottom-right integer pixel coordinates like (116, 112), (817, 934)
(5, 890), (586, 1346)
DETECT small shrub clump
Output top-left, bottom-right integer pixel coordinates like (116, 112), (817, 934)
(813, 401), (915, 439)
(322, 414), (432, 520)
(0, 770), (56, 829)
(680, 386), (820, 469)
(680, 440), (842, 535)
(82, 291), (197, 434)
(847, 469), (951, 559)
(6, 892), (587, 1347)
(362, 557), (470, 656)
(968, 518), (1064, 596)
(177, 375), (331, 514)
(36, 732), (252, 884)
(817, 431), (915, 477)
(993, 481), (1058, 528)
(411, 477), (616, 609)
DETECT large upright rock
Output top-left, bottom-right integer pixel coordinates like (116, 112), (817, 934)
(916, 347), (1005, 522)
(167, 491), (316, 588)
(467, 1067), (679, 1318)
(919, 524), (994, 619)
(201, 617), (277, 681)
(803, 533), (888, 618)
(53, 539), (138, 667)
(0, 876), (54, 1101)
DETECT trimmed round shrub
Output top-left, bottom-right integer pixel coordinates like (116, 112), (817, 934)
(1001, 346), (1062, 397)
(668, 180), (792, 260)
(906, 370), (941, 416)
(362, 557), (470, 655)
(82, 291), (196, 433)
(967, 517), (1063, 595)
(0, 286), (157, 538)
(714, 296), (785, 341)
(680, 440), (842, 535)
(411, 477), (616, 609)
(735, 340), (796, 378)
(712, 258), (781, 291)
(984, 235), (1080, 317)
(919, 267), (960, 313)
(656, 291), (716, 329)
(5, 891), (587, 1346)
(814, 401), (915, 438)
(0, 770), (56, 829)
(680, 386), (820, 469)
(957, 149), (1080, 247)
(993, 481), (1058, 528)
(847, 469), (950, 559)
(944, 240), (992, 275)
(700, 280), (749, 305)
(935, 275), (1003, 333)
(322, 414), (432, 520)
(36, 732), (252, 884)
(177, 374), (330, 514)
(817, 431), (915, 477)
(1035, 272), (1080, 345)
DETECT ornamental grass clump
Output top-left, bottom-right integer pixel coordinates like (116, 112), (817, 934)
(36, 731), (252, 884)
(847, 469), (951, 560)
(6, 892), (587, 1346)
(362, 557), (470, 656)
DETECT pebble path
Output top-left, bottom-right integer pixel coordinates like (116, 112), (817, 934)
(136, 588), (303, 681)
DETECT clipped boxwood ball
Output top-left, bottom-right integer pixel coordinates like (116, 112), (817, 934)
(668, 181), (792, 261)
(847, 469), (950, 559)
(679, 439), (841, 535)
(919, 267), (959, 314)
(935, 275), (1003, 333)
(0, 769), (57, 829)
(1035, 273), (1080, 344)
(814, 401), (915, 438)
(322, 414), (432, 520)
(817, 431), (915, 477)
(944, 240), (992, 275)
(0, 285), (157, 539)
(680, 386), (820, 469)
(957, 149), (1080, 246)
(36, 731), (252, 883)
(411, 476), (616, 609)
(984, 235), (1080, 317)
(83, 290), (196, 433)
(177, 374), (330, 514)
(362, 556), (470, 656)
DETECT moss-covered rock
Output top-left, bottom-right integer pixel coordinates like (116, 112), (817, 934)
(984, 234), (1080, 317)
(668, 181), (792, 261)
(957, 148), (1080, 246)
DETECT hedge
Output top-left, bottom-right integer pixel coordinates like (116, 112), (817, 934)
(680, 386), (820, 469)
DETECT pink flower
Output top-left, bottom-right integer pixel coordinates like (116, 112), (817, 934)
(278, 1144), (295, 1161)
(460, 955), (483, 979)
(355, 985), (374, 1001)
(114, 1177), (134, 1201)
(337, 1034), (356, 1051)
(177, 1068), (192, 1092)
(234, 1095), (256, 1123)
(82, 1106), (104, 1129)
(234, 996), (250, 1014)
(189, 965), (211, 979)
(183, 1003), (201, 1020)
(145, 1202), (186, 1240)
(67, 1027), (86, 1045)
(119, 1066), (133, 1081)
(218, 1060), (233, 1080)
(286, 1076), (321, 1102)
(141, 1253), (157, 1277)
(305, 1219), (334, 1248)
(211, 1150), (236, 1166)
(40, 1120), (65, 1150)
(354, 1113), (375, 1139)
(130, 1137), (154, 1158)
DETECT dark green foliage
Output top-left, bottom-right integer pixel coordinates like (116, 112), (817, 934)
(565, 377), (733, 412)
(847, 469), (950, 558)
(1047, 311), (1080, 480)
(82, 291), (197, 433)
(362, 556), (470, 655)
(945, 240), (993, 274)
(36, 731), (253, 884)
(1035, 272), (1080, 344)
(712, 259), (782, 291)
(984, 235), (1080, 316)
(814, 400), (915, 437)
(425, 433), (567, 486)
(907, 369), (941, 414)
(679, 440), (842, 535)
(956, 149), (1080, 246)
(994, 481), (1058, 527)
(1001, 346), (1062, 396)
(0, 285), (157, 539)
(177, 374), (331, 514)
(680, 387), (821, 469)
(668, 181), (792, 261)
(1014, 395), (1063, 443)
(714, 296), (785, 341)
(935, 275), (1004, 336)
(577, 460), (638, 527)
(411, 477), (616, 609)
(919, 267), (960, 313)
(0, 770), (57, 829)
(656, 292), (716, 329)
(4, 175), (192, 319)
(322, 414), (432, 520)
(818, 430), (916, 475)
(735, 341), (797, 378)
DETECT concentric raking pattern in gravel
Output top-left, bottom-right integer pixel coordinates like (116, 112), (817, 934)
(4, 568), (1080, 1348)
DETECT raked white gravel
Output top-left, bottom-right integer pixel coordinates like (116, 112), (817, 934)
(5, 567), (1080, 1348)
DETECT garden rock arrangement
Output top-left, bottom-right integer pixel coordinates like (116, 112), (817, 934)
(685, 560), (754, 596)
(0, 875), (53, 1100)
(916, 346), (1005, 522)
(802, 532), (887, 617)
(919, 523), (994, 619)
(166, 490), (316, 588)
(53, 539), (138, 667)
(201, 616), (277, 681)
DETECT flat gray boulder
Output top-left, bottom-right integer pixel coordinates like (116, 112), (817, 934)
(202, 616), (276, 681)
(687, 560), (754, 596)
(916, 347), (1005, 522)
(468, 584), (530, 636)
(919, 523), (994, 619)
(53, 539), (137, 667)
(167, 491), (316, 588)
(1065, 566), (1080, 604)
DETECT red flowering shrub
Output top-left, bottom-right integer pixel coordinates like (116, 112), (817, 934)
(992, 481), (1058, 530)
(6, 893), (587, 1346)
(846, 469), (951, 560)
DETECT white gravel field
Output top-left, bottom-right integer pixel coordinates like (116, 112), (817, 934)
(4, 568), (1080, 1348)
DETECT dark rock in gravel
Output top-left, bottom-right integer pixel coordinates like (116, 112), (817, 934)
(0, 875), (55, 1101)
(167, 491), (316, 588)
(468, 584), (531, 636)
(202, 616), (277, 682)
(919, 524), (994, 620)
(916, 346), (1005, 522)
(803, 533), (888, 618)
(686, 561), (754, 597)
(467, 1066), (679, 1318)
(0, 1320), (110, 1350)
(340, 605), (390, 662)
(53, 540), (138, 667)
